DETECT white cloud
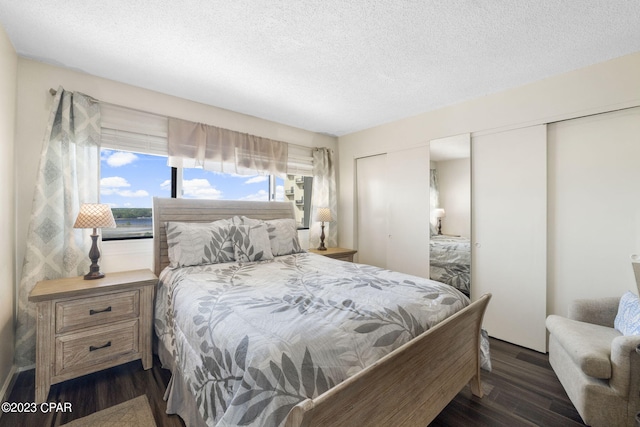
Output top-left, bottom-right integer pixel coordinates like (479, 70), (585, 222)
(101, 176), (148, 198)
(240, 189), (269, 202)
(101, 176), (130, 188)
(274, 185), (284, 201)
(118, 190), (150, 198)
(182, 178), (223, 199)
(244, 175), (268, 184)
(105, 151), (138, 167)
(101, 149), (112, 161)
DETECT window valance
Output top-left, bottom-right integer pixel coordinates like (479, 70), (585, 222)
(168, 117), (289, 177)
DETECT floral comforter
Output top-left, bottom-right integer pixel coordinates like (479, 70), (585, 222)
(155, 252), (481, 427)
(430, 235), (471, 295)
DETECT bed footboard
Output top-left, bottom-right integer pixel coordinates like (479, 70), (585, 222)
(284, 293), (491, 427)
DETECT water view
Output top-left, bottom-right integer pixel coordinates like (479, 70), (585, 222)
(102, 208), (152, 240)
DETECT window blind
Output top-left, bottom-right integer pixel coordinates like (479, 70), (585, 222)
(287, 144), (314, 176)
(100, 103), (168, 156)
(100, 103), (314, 174)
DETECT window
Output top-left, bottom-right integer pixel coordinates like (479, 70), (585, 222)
(99, 150), (314, 239)
(181, 168), (270, 201)
(180, 169), (313, 228)
(100, 149), (171, 240)
(99, 103), (316, 238)
(277, 175), (313, 228)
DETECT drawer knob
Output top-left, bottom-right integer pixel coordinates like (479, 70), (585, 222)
(89, 306), (112, 315)
(89, 341), (112, 352)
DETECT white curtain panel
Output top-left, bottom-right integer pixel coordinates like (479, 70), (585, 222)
(430, 168), (439, 223)
(15, 88), (100, 367)
(309, 148), (338, 249)
(168, 117), (288, 176)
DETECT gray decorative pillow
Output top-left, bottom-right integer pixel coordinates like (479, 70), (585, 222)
(229, 224), (274, 262)
(165, 220), (234, 267)
(231, 215), (250, 226)
(614, 291), (640, 336)
(264, 218), (303, 256)
(239, 215), (261, 226)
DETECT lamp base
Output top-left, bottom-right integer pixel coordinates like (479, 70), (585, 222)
(84, 270), (105, 280)
(317, 222), (327, 250)
(84, 232), (105, 280)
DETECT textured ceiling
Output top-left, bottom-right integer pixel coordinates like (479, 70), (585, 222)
(1, 1), (639, 136)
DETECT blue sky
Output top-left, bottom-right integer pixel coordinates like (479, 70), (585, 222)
(100, 150), (284, 208)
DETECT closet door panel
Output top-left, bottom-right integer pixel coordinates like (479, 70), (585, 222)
(356, 154), (388, 268)
(472, 125), (547, 352)
(387, 146), (430, 277)
(548, 107), (640, 316)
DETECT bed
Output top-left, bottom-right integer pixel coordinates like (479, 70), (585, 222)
(153, 197), (490, 427)
(429, 234), (471, 296)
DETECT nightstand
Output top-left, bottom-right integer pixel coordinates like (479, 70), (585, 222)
(309, 247), (357, 262)
(28, 269), (157, 403)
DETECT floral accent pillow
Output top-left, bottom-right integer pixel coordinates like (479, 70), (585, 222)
(614, 291), (640, 336)
(264, 218), (303, 256)
(229, 224), (274, 262)
(240, 216), (303, 256)
(239, 216), (261, 226)
(165, 220), (234, 267)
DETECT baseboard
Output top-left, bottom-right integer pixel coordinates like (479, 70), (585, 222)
(0, 364), (18, 418)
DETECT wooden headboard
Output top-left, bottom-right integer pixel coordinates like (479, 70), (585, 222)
(152, 197), (297, 276)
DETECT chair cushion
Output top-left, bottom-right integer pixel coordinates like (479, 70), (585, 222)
(546, 315), (622, 379)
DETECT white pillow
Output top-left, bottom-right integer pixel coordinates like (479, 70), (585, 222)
(614, 291), (640, 336)
(229, 224), (274, 262)
(264, 218), (303, 256)
(240, 216), (303, 256)
(239, 215), (261, 226)
(165, 219), (234, 267)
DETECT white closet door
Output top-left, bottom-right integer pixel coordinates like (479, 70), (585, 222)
(387, 146), (430, 277)
(356, 154), (388, 268)
(472, 125), (547, 352)
(548, 107), (640, 316)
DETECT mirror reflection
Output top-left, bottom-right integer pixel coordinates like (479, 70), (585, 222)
(429, 134), (471, 297)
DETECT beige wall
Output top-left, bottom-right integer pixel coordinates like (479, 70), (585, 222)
(15, 59), (337, 278)
(0, 25), (17, 397)
(338, 52), (640, 316)
(435, 158), (470, 238)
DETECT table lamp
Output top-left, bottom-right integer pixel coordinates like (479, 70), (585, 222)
(73, 203), (116, 280)
(434, 208), (446, 235)
(315, 207), (332, 251)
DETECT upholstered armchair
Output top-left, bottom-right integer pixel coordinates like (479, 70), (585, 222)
(546, 296), (640, 427)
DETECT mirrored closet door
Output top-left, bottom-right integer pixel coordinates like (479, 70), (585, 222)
(428, 134), (471, 297)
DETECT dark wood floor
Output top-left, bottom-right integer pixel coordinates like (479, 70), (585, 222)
(431, 338), (585, 427)
(1, 338), (585, 427)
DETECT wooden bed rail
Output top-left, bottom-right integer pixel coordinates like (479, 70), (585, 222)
(284, 293), (492, 427)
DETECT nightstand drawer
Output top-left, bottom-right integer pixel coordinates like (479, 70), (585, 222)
(55, 319), (139, 376)
(55, 290), (140, 334)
